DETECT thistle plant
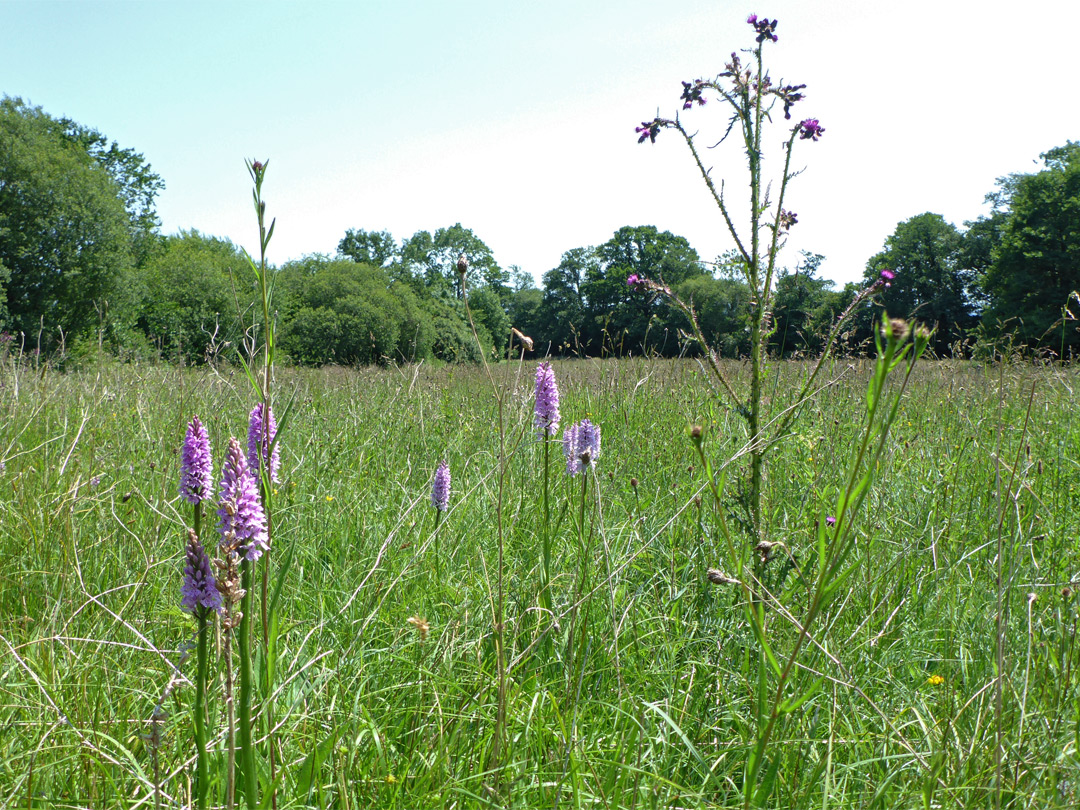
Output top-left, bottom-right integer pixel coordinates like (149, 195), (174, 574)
(632, 12), (887, 543)
(696, 316), (930, 807)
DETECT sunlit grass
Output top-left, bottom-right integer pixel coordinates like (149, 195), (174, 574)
(1, 356), (1078, 807)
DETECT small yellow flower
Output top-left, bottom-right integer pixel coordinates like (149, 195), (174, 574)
(273, 488), (279, 495)
(325, 495), (333, 502)
(385, 774), (398, 784)
(927, 674), (944, 686)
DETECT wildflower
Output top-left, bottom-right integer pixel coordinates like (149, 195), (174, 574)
(798, 118), (824, 141)
(218, 437), (269, 562)
(431, 461), (451, 512)
(927, 674), (944, 686)
(777, 83), (807, 119)
(626, 273), (643, 287)
(181, 529), (222, 613)
(880, 268), (895, 287)
(635, 119), (663, 144)
(748, 14), (779, 43)
(779, 209), (798, 230)
(456, 254), (469, 275)
(825, 516), (837, 526)
(680, 80), (707, 109)
(534, 362), (561, 438)
(563, 419), (601, 476)
(180, 416), (214, 505)
(247, 402), (280, 484)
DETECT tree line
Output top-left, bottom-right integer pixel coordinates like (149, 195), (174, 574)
(2, 96), (1078, 365)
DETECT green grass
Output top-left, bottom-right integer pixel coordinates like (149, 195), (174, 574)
(1, 356), (1078, 808)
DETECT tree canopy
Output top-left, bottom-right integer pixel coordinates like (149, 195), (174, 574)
(980, 141), (1080, 354)
(0, 97), (139, 346)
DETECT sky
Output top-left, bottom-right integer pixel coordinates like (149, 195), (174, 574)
(3, 0), (1077, 288)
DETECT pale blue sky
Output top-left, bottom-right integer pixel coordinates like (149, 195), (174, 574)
(3, 0), (1077, 286)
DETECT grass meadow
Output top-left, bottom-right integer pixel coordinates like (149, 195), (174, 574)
(1, 355), (1079, 808)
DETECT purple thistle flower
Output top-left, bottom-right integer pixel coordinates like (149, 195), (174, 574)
(218, 437), (269, 562)
(563, 419), (601, 477)
(798, 118), (825, 141)
(748, 14), (778, 42)
(431, 460), (451, 512)
(181, 530), (222, 613)
(635, 120), (661, 144)
(247, 402), (280, 484)
(880, 268), (895, 288)
(534, 362), (561, 438)
(180, 416), (214, 505)
(626, 273), (641, 287)
(825, 516), (837, 527)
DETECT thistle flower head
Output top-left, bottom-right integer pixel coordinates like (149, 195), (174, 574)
(798, 118), (825, 141)
(181, 529), (222, 613)
(218, 437), (269, 562)
(563, 419), (601, 476)
(431, 460), (451, 512)
(534, 362), (561, 438)
(247, 402), (280, 484)
(880, 268), (895, 287)
(180, 416), (213, 505)
(748, 14), (779, 42)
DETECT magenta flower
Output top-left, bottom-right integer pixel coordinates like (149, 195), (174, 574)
(563, 419), (601, 476)
(880, 268), (895, 287)
(247, 402), (280, 484)
(798, 119), (825, 141)
(748, 14), (778, 42)
(180, 416), (214, 505)
(825, 516), (837, 527)
(680, 80), (707, 109)
(626, 273), (641, 287)
(431, 460), (451, 512)
(534, 362), (561, 438)
(636, 120), (660, 144)
(218, 437), (269, 562)
(181, 532), (222, 613)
